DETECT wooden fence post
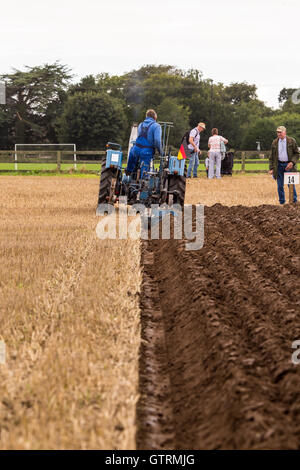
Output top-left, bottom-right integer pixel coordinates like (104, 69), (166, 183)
(241, 152), (246, 173)
(289, 184), (294, 204)
(57, 151), (61, 173)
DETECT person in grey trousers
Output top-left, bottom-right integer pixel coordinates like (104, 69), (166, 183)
(207, 128), (228, 179)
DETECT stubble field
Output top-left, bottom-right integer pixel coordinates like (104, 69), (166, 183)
(0, 176), (140, 449)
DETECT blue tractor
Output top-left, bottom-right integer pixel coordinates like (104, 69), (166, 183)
(96, 122), (186, 214)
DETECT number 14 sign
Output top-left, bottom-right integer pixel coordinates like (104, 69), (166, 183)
(284, 172), (300, 185)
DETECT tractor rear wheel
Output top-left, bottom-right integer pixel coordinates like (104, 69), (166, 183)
(97, 167), (117, 205)
(168, 167), (186, 207)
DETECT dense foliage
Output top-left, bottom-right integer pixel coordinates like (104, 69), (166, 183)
(56, 92), (127, 150)
(0, 62), (299, 150)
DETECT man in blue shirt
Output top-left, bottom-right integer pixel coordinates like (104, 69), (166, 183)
(269, 126), (299, 204)
(126, 109), (163, 178)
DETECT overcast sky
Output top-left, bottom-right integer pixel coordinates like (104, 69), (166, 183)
(1, 0), (299, 108)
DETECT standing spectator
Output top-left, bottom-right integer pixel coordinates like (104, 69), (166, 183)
(187, 122), (206, 178)
(269, 126), (299, 204)
(208, 128), (228, 179)
(205, 155), (209, 177)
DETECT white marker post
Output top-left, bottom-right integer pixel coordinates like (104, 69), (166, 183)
(284, 172), (299, 204)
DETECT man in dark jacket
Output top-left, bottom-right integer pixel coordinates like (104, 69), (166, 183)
(269, 126), (299, 204)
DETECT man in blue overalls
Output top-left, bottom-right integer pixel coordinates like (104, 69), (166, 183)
(126, 109), (163, 178)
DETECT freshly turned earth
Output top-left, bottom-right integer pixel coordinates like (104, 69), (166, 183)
(137, 204), (300, 450)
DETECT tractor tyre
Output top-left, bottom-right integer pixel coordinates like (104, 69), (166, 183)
(97, 167), (117, 206)
(168, 166), (187, 207)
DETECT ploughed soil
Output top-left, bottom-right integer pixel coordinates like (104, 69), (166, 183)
(137, 204), (300, 450)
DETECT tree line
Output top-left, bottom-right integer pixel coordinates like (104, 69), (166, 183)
(0, 62), (299, 151)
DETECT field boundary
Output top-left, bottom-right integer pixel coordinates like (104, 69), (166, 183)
(0, 149), (271, 175)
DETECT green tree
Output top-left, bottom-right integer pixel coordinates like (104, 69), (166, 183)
(68, 75), (97, 95)
(156, 98), (190, 148)
(270, 112), (300, 142)
(1, 62), (71, 143)
(279, 93), (300, 114)
(278, 87), (297, 105)
(122, 65), (181, 120)
(241, 112), (300, 150)
(229, 99), (272, 148)
(143, 73), (183, 110)
(0, 106), (15, 148)
(56, 92), (127, 149)
(241, 117), (276, 150)
(175, 71), (207, 128)
(223, 82), (258, 105)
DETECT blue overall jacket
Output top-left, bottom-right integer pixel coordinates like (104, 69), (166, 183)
(127, 118), (163, 175)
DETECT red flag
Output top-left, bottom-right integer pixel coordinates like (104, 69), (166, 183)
(177, 143), (187, 160)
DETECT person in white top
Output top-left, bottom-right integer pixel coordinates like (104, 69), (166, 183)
(208, 128), (228, 179)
